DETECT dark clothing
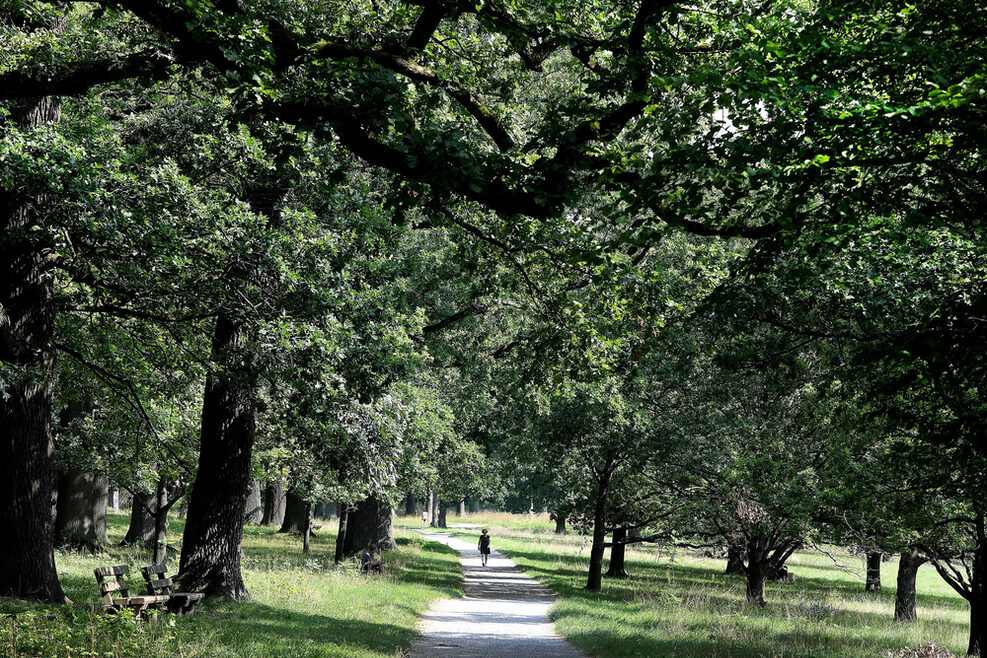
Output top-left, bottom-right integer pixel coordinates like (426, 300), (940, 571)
(361, 550), (382, 573)
(478, 535), (491, 555)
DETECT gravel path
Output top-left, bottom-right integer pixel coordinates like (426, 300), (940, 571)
(408, 531), (586, 658)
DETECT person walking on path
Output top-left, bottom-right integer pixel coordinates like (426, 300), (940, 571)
(421, 508), (428, 528)
(478, 528), (492, 566)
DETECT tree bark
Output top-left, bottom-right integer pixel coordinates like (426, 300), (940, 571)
(404, 493), (416, 517)
(586, 472), (611, 592)
(438, 501), (448, 528)
(430, 493), (439, 528)
(745, 536), (768, 606)
(334, 504), (349, 564)
(93, 475), (108, 541)
(177, 315), (256, 599)
(0, 61), (66, 604)
(279, 490), (308, 534)
(894, 548), (927, 622)
(554, 513), (567, 534)
(121, 491), (157, 545)
(54, 469), (107, 548)
(865, 551), (882, 592)
(243, 480), (263, 525)
(151, 475), (168, 565)
(605, 527), (628, 578)
(457, 498), (466, 516)
(261, 480), (286, 527)
(968, 516), (986, 656)
(342, 496), (395, 555)
(302, 501), (312, 554)
(725, 542), (746, 575)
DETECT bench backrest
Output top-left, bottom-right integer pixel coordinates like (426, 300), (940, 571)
(140, 565), (174, 596)
(94, 565), (131, 604)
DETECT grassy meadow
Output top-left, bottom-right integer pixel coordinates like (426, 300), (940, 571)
(441, 513), (970, 658)
(1, 512), (461, 658)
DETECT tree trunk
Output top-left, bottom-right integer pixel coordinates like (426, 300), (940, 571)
(586, 472), (611, 592)
(430, 493), (439, 528)
(243, 480), (263, 525)
(725, 542), (746, 575)
(122, 492), (157, 545)
(93, 475), (108, 541)
(404, 493), (416, 517)
(438, 502), (448, 528)
(54, 469), (106, 548)
(313, 502), (328, 519)
(554, 513), (567, 534)
(279, 490), (308, 534)
(334, 505), (349, 564)
(343, 496), (395, 555)
(302, 501), (312, 554)
(745, 537), (768, 606)
(894, 548), (927, 622)
(151, 476), (168, 565)
(472, 499), (481, 513)
(865, 551), (882, 592)
(327, 501), (339, 518)
(0, 71), (66, 603)
(457, 498), (466, 516)
(605, 527), (628, 578)
(177, 315), (256, 599)
(972, 596), (985, 658)
(968, 516), (986, 656)
(261, 480), (286, 527)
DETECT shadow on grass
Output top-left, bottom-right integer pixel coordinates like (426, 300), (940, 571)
(197, 599), (417, 656)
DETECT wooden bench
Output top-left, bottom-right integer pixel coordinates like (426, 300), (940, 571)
(94, 565), (170, 618)
(140, 565), (205, 615)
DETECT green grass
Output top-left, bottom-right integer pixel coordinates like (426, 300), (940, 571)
(1, 512), (462, 658)
(444, 514), (969, 658)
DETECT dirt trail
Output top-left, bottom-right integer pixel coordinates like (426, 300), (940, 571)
(408, 530), (587, 658)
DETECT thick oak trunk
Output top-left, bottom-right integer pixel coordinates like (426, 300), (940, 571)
(54, 469), (107, 548)
(745, 553), (767, 606)
(586, 473), (611, 592)
(0, 88), (66, 603)
(605, 527), (628, 578)
(554, 513), (567, 534)
(177, 315), (256, 599)
(894, 549), (926, 622)
(969, 520), (986, 656)
(343, 496), (395, 555)
(279, 490), (309, 534)
(261, 480), (286, 527)
(244, 480), (263, 525)
(725, 543), (746, 575)
(122, 492), (157, 545)
(334, 505), (349, 564)
(437, 501), (448, 528)
(865, 551), (882, 592)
